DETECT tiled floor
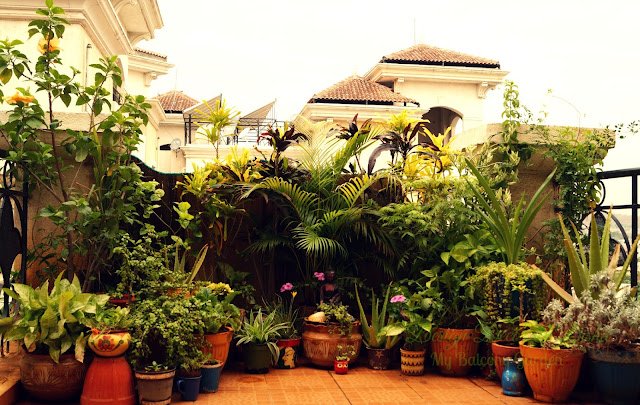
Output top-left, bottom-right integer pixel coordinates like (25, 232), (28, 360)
(167, 359), (602, 405)
(4, 353), (602, 404)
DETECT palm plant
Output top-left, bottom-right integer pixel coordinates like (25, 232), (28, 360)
(194, 98), (240, 159)
(243, 118), (396, 286)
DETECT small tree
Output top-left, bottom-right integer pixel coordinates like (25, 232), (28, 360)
(194, 99), (240, 159)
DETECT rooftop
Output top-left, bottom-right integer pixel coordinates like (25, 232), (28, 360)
(155, 90), (199, 113)
(309, 76), (419, 105)
(381, 44), (500, 69)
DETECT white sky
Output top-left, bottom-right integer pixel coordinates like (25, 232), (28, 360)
(142, 0), (640, 176)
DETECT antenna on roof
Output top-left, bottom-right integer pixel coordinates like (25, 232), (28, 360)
(413, 18), (416, 45)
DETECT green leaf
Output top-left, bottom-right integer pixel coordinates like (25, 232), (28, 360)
(45, 0), (54, 8)
(74, 146), (88, 162)
(0, 68), (12, 84)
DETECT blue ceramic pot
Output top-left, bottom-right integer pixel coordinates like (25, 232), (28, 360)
(200, 362), (223, 393)
(176, 375), (201, 401)
(502, 357), (527, 396)
(588, 348), (640, 405)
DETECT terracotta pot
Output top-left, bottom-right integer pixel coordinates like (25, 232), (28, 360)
(88, 329), (131, 357)
(334, 360), (349, 374)
(302, 320), (362, 368)
(202, 326), (234, 366)
(275, 338), (301, 369)
(430, 328), (480, 376)
(107, 295), (135, 307)
(519, 342), (584, 403)
(400, 348), (425, 376)
(20, 352), (89, 402)
(81, 355), (135, 405)
(367, 347), (392, 370)
(134, 367), (175, 405)
(491, 340), (520, 381)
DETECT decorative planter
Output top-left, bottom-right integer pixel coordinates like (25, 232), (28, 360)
(20, 352), (89, 402)
(242, 343), (273, 374)
(134, 367), (175, 405)
(202, 326), (234, 366)
(400, 348), (425, 376)
(275, 338), (301, 369)
(491, 340), (520, 382)
(81, 355), (135, 405)
(88, 329), (131, 357)
(430, 328), (480, 376)
(107, 294), (135, 307)
(501, 357), (527, 396)
(176, 374), (202, 401)
(334, 360), (349, 374)
(367, 347), (392, 370)
(588, 347), (640, 405)
(302, 320), (362, 368)
(200, 362), (223, 393)
(519, 342), (584, 403)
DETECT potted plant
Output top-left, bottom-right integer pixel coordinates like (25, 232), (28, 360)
(81, 306), (136, 405)
(544, 271), (640, 404)
(236, 308), (288, 374)
(471, 261), (545, 380)
(266, 287), (301, 369)
(519, 320), (584, 403)
(0, 274), (108, 402)
(302, 303), (363, 368)
(334, 345), (357, 374)
(384, 290), (434, 376)
(134, 361), (176, 405)
(176, 351), (209, 402)
(194, 283), (242, 367)
(355, 284), (403, 370)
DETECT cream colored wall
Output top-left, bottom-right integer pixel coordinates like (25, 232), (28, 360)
(156, 114), (187, 173)
(400, 80), (484, 131)
(0, 22), (112, 115)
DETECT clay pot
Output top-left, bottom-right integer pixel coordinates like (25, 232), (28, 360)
(491, 340), (520, 381)
(519, 342), (584, 403)
(367, 347), (392, 370)
(430, 328), (480, 376)
(202, 326), (234, 366)
(20, 352), (89, 402)
(400, 349), (425, 376)
(88, 329), (131, 357)
(81, 355), (135, 405)
(302, 320), (362, 368)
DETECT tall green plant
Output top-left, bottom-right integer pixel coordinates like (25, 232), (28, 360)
(355, 284), (403, 349)
(194, 98), (240, 159)
(541, 210), (640, 303)
(465, 158), (556, 265)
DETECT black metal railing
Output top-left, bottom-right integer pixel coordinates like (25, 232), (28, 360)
(0, 149), (28, 354)
(594, 167), (640, 287)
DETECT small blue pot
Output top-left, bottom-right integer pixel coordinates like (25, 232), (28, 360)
(176, 375), (201, 401)
(200, 362), (223, 393)
(502, 357), (527, 396)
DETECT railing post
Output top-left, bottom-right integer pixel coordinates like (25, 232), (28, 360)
(632, 174), (638, 287)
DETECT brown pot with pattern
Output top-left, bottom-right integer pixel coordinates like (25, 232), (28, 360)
(430, 328), (480, 376)
(400, 348), (425, 376)
(20, 352), (90, 402)
(367, 347), (393, 370)
(302, 320), (362, 368)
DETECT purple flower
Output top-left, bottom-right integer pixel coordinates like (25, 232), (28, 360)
(314, 272), (325, 281)
(280, 283), (293, 292)
(390, 295), (406, 303)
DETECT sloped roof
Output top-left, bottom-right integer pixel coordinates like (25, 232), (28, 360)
(381, 44), (500, 68)
(309, 75), (418, 105)
(183, 94), (223, 116)
(134, 47), (167, 61)
(155, 90), (198, 113)
(239, 101), (276, 129)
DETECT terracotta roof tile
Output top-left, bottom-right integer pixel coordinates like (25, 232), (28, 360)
(154, 90), (198, 113)
(309, 75), (418, 105)
(381, 44), (500, 68)
(134, 47), (168, 60)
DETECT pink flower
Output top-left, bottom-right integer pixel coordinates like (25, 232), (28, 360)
(390, 295), (406, 303)
(314, 272), (325, 281)
(280, 283), (293, 292)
